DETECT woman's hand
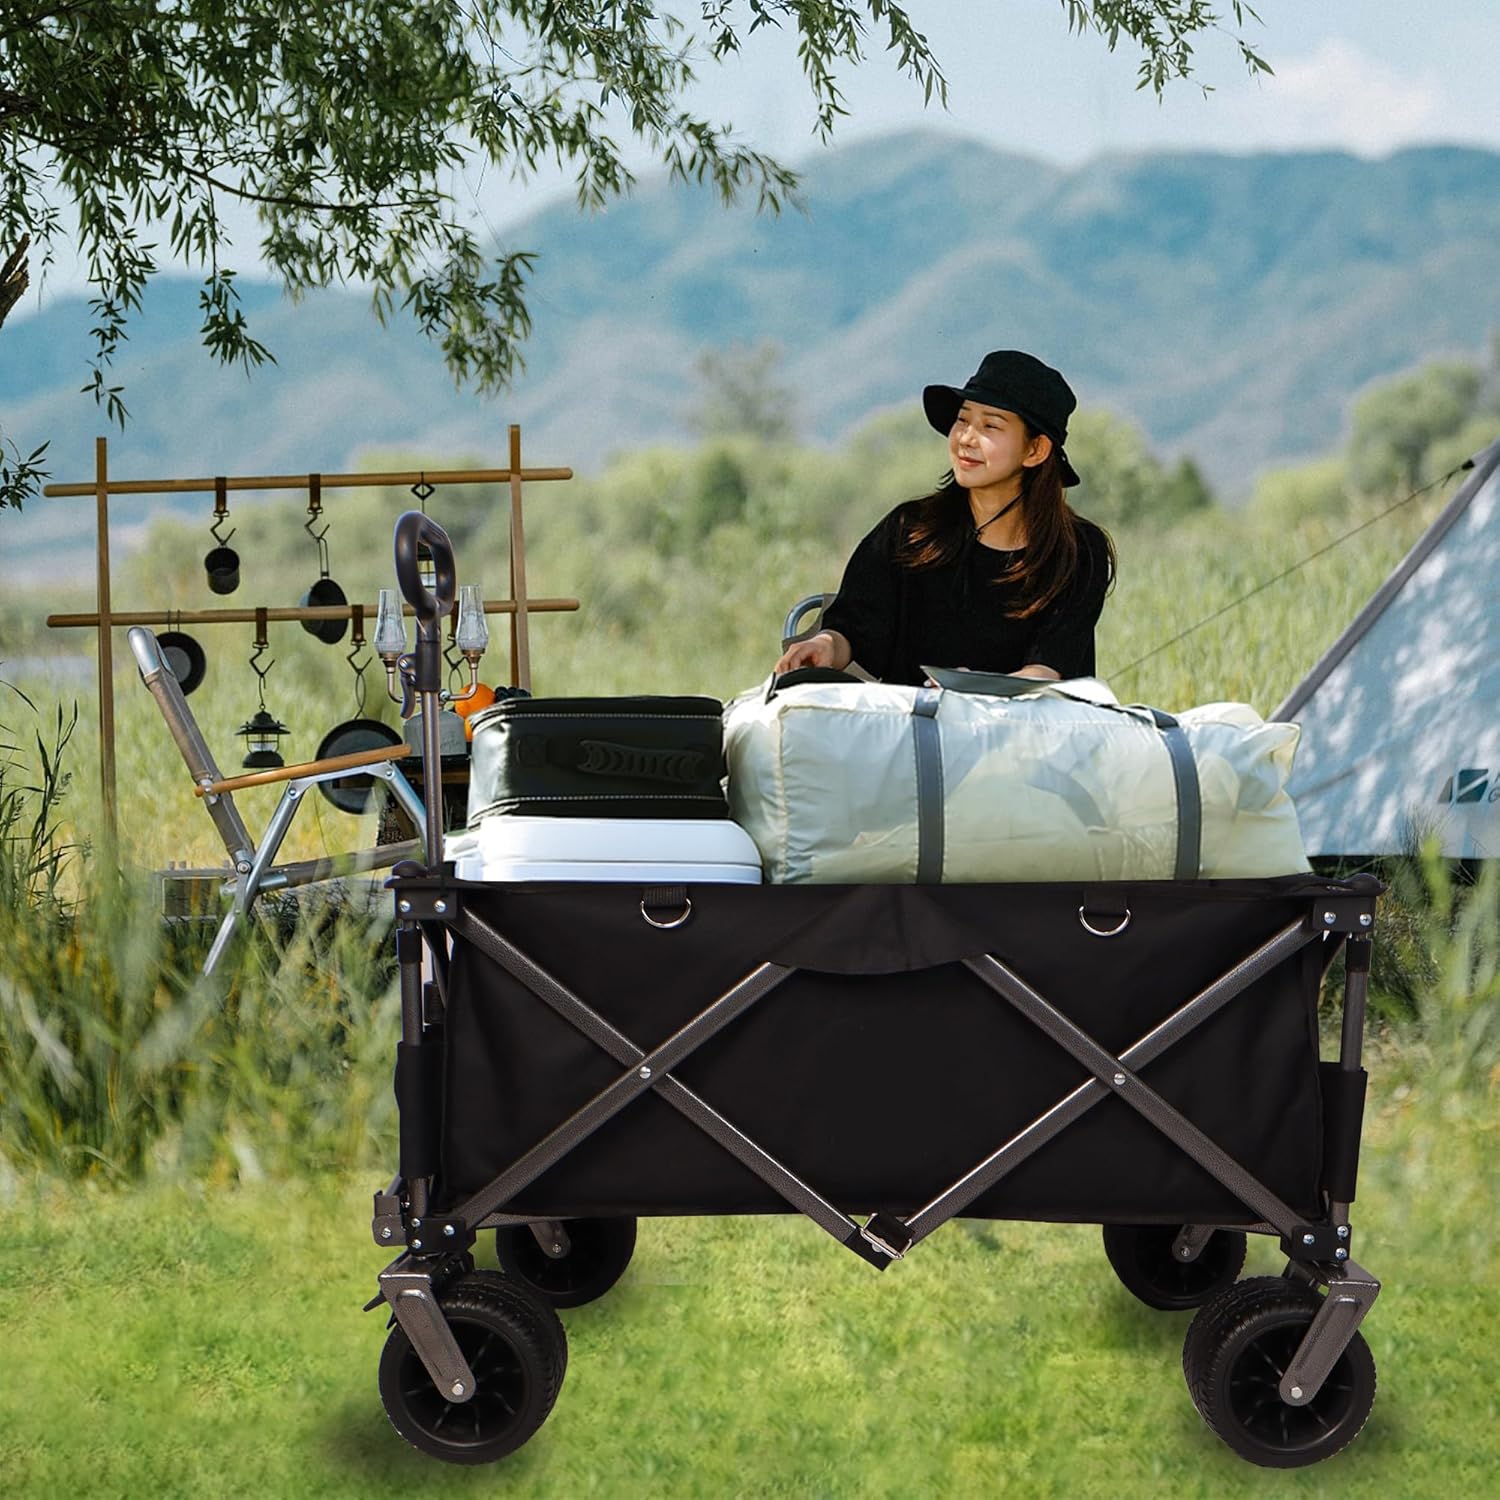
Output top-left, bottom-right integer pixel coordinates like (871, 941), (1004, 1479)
(775, 630), (850, 675)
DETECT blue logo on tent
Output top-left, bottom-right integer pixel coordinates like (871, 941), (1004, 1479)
(1438, 768), (1490, 804)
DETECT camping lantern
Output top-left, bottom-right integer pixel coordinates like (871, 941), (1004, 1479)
(375, 586), (411, 708)
(374, 587), (409, 660)
(450, 583), (490, 702)
(238, 708), (289, 768)
(455, 583), (489, 658)
(417, 546), (438, 594)
(241, 607), (289, 766)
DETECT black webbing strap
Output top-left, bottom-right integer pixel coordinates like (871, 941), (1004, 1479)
(911, 688), (945, 883)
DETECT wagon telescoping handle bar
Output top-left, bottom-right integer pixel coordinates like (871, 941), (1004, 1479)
(393, 510), (457, 634)
(393, 511), (458, 869)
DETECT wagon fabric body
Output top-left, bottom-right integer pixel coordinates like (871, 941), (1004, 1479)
(367, 513), (1383, 1472)
(439, 878), (1329, 1226)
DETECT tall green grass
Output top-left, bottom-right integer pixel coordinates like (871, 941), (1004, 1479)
(0, 683), (401, 1185)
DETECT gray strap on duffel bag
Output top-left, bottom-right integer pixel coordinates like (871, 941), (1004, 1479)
(912, 688), (945, 883)
(908, 688), (1202, 882)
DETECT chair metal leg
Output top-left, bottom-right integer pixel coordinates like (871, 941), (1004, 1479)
(202, 784), (305, 975)
(203, 906), (241, 977)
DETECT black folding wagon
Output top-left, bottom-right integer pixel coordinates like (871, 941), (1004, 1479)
(366, 515), (1383, 1470)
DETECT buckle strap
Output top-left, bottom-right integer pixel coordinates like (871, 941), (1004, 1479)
(859, 1211), (916, 1261)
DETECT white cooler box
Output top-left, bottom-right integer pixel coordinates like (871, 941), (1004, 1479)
(446, 816), (763, 883)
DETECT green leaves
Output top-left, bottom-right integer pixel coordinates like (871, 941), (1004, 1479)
(1059, 0), (1270, 96)
(0, 433), (49, 512)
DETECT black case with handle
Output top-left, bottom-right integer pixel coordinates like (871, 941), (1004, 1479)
(467, 696), (729, 821)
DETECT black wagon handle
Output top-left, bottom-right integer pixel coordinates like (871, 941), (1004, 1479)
(393, 510), (457, 631)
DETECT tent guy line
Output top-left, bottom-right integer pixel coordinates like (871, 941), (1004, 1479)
(1108, 457), (1478, 688)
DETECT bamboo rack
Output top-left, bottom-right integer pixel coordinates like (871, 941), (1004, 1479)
(43, 429), (573, 847)
(46, 598), (579, 629)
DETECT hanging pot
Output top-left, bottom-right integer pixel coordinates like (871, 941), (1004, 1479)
(155, 630), (207, 696)
(204, 545), (241, 595)
(314, 716), (403, 813)
(300, 574), (349, 644)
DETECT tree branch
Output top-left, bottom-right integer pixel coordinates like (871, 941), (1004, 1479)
(0, 233), (30, 330)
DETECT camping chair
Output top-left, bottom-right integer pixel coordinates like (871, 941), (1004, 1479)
(781, 594), (876, 679)
(129, 626), (429, 975)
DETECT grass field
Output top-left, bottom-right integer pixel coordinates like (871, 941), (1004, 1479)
(2, 1043), (1496, 1500)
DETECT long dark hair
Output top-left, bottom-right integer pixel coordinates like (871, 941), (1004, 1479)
(894, 434), (1113, 620)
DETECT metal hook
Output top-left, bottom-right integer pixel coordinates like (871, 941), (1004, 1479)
(345, 604), (370, 714)
(411, 470), (434, 510)
(302, 474), (334, 577)
(210, 476), (236, 546)
(249, 606), (275, 700)
(304, 472), (330, 543)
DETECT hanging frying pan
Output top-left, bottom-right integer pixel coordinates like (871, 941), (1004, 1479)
(300, 574), (348, 645)
(299, 473), (348, 643)
(314, 716), (403, 813)
(155, 630), (207, 696)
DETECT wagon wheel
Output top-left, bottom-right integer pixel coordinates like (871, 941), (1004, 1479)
(1182, 1279), (1376, 1469)
(1180, 1275), (1289, 1382)
(1102, 1223), (1247, 1310)
(378, 1274), (566, 1465)
(455, 1269), (569, 1386)
(495, 1216), (638, 1309)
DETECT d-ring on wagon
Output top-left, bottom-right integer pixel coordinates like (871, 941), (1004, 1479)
(367, 513), (1382, 1470)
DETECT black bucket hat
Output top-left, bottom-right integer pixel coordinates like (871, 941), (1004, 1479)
(923, 349), (1081, 487)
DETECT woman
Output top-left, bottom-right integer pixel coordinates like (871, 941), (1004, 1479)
(775, 349), (1114, 685)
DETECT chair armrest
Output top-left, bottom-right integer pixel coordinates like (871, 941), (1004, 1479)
(195, 744), (411, 797)
(781, 593), (839, 651)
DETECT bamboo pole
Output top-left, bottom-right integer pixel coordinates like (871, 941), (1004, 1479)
(95, 437), (118, 848)
(46, 598), (579, 629)
(42, 465), (571, 498)
(508, 423), (532, 691)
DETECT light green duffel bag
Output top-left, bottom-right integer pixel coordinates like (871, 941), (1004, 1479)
(723, 672), (1310, 884)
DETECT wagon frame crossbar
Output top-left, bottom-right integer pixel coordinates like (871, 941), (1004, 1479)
(433, 902), (1343, 1275)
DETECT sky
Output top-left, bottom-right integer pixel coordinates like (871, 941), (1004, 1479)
(652, 0), (1497, 167)
(13, 0), (1500, 309)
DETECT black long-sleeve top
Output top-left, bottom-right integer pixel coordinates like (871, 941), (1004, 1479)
(820, 502), (1113, 686)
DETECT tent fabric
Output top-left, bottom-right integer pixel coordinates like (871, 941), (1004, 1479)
(1273, 437), (1500, 859)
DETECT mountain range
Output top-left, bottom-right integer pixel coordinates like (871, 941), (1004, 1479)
(3, 130), (1498, 572)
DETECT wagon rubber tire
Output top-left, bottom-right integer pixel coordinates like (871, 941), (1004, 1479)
(1182, 1280), (1376, 1468)
(1101, 1223), (1247, 1311)
(378, 1274), (565, 1465)
(1181, 1275), (1290, 1383)
(495, 1216), (638, 1308)
(451, 1269), (569, 1387)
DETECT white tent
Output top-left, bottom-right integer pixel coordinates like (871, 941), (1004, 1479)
(1271, 436), (1500, 859)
